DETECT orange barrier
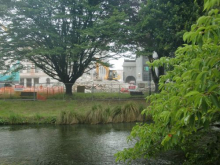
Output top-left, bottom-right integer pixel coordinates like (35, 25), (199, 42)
(120, 88), (129, 93)
(0, 86), (64, 95)
(0, 87), (14, 94)
(37, 93), (46, 101)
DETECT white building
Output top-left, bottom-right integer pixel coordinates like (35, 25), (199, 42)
(19, 61), (58, 87)
(123, 56), (152, 84)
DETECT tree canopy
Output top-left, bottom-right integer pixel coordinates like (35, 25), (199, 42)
(0, 0), (130, 94)
(115, 0), (220, 164)
(122, 0), (203, 92)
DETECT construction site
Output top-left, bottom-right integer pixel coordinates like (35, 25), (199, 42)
(0, 51), (156, 100)
(0, 79), (155, 100)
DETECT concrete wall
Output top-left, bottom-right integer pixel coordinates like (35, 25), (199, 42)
(123, 56), (151, 84)
(123, 60), (136, 83)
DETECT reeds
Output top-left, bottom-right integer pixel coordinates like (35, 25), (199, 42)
(85, 104), (106, 124)
(0, 101), (149, 125)
(112, 103), (142, 123)
(56, 111), (81, 124)
(85, 102), (144, 124)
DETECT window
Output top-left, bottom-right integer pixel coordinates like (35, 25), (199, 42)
(20, 78), (24, 86)
(26, 78), (32, 87)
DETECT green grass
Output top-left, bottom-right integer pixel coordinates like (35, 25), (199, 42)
(0, 100), (150, 125)
(0, 92), (149, 100)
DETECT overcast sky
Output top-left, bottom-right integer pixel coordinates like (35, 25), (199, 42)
(109, 58), (124, 70)
(109, 51), (135, 70)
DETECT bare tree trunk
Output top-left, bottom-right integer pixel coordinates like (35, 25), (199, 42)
(154, 82), (159, 93)
(65, 83), (73, 95)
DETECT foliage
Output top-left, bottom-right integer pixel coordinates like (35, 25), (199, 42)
(0, 0), (129, 95)
(0, 100), (147, 124)
(182, 130), (220, 164)
(115, 0), (220, 164)
(134, 0), (203, 57)
(123, 0), (204, 92)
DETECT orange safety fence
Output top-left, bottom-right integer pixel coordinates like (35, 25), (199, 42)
(0, 86), (64, 95)
(0, 87), (14, 94)
(37, 93), (47, 101)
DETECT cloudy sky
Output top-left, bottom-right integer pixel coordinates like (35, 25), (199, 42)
(109, 58), (124, 70)
(109, 51), (135, 70)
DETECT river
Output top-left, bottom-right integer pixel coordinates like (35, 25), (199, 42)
(0, 123), (180, 165)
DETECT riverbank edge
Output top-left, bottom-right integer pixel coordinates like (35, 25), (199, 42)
(0, 114), (152, 125)
(0, 101), (152, 125)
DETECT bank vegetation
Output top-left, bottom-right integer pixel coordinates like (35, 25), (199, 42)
(0, 100), (150, 125)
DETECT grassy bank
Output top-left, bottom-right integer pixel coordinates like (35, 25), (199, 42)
(0, 92), (149, 100)
(0, 100), (150, 125)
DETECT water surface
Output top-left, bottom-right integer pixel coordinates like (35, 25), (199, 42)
(0, 123), (147, 165)
(0, 124), (180, 165)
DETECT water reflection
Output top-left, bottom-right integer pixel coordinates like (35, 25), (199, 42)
(0, 123), (144, 165)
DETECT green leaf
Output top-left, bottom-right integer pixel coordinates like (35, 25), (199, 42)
(184, 115), (190, 125)
(208, 84), (219, 92)
(210, 95), (220, 108)
(161, 135), (171, 146)
(160, 111), (171, 122)
(185, 91), (200, 97)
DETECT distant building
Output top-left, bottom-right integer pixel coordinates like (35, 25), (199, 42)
(19, 61), (58, 87)
(1, 58), (123, 87)
(123, 56), (152, 84)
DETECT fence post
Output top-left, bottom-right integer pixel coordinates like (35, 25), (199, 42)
(34, 83), (36, 101)
(46, 85), (48, 97)
(119, 84), (120, 101)
(4, 83), (5, 100)
(92, 81), (94, 101)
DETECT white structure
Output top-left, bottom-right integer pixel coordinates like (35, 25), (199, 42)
(19, 61), (58, 87)
(3, 57), (124, 87)
(123, 56), (151, 84)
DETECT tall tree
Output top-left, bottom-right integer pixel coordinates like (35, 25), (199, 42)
(116, 0), (220, 163)
(0, 0), (127, 95)
(124, 0), (204, 92)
